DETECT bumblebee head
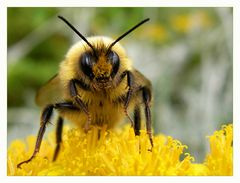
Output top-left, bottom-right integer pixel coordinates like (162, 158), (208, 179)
(78, 38), (120, 83)
(58, 16), (149, 89)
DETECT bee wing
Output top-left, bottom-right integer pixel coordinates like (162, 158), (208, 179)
(133, 69), (152, 90)
(35, 74), (64, 107)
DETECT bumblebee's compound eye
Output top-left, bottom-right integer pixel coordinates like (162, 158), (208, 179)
(80, 52), (95, 79)
(108, 51), (120, 78)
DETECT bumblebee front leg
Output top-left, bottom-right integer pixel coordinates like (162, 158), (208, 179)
(70, 79), (91, 132)
(17, 102), (79, 168)
(17, 105), (54, 168)
(123, 71), (134, 126)
(52, 116), (63, 161)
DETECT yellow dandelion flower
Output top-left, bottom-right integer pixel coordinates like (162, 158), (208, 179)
(171, 11), (212, 33)
(7, 124), (232, 176)
(140, 24), (168, 42)
(204, 124), (233, 175)
(171, 14), (191, 33)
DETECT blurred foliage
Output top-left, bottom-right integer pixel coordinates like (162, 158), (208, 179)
(8, 8), (58, 45)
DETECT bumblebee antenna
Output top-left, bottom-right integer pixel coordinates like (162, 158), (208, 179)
(58, 15), (97, 57)
(106, 18), (150, 54)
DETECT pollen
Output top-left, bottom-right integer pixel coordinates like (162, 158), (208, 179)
(92, 55), (112, 78)
(7, 124), (232, 176)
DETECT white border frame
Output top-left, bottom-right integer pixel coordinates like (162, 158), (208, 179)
(1, 0), (239, 183)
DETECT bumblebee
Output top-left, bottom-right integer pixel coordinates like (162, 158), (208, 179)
(17, 16), (153, 168)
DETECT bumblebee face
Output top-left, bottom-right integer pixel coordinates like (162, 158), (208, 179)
(77, 39), (122, 90)
(80, 50), (120, 82)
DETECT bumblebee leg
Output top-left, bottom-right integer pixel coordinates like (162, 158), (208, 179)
(53, 102), (80, 160)
(73, 78), (91, 91)
(53, 117), (63, 161)
(124, 71), (134, 126)
(141, 87), (153, 148)
(134, 106), (141, 136)
(54, 102), (79, 110)
(17, 102), (79, 168)
(17, 105), (54, 168)
(70, 79), (91, 132)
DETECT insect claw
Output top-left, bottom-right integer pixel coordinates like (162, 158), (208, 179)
(147, 130), (154, 150)
(147, 139), (153, 152)
(84, 125), (89, 133)
(17, 157), (32, 169)
(17, 164), (22, 169)
(148, 148), (152, 152)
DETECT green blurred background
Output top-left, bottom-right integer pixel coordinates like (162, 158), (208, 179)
(7, 7), (233, 162)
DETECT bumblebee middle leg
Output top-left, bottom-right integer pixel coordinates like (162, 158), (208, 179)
(134, 106), (141, 136)
(132, 86), (154, 148)
(52, 116), (64, 161)
(17, 102), (79, 168)
(134, 90), (153, 148)
(141, 87), (153, 148)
